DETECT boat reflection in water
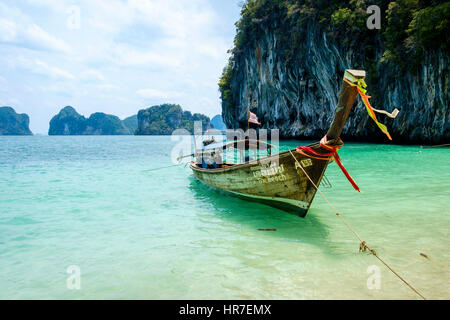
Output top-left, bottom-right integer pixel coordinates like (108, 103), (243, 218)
(188, 177), (331, 248)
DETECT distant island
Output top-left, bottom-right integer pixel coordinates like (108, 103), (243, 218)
(0, 106), (33, 135)
(48, 106), (133, 135)
(135, 104), (211, 135)
(48, 104), (221, 135)
(210, 114), (226, 132)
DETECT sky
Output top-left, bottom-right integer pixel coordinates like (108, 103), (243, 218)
(0, 0), (242, 134)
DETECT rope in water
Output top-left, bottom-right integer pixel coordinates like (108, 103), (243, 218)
(143, 162), (187, 172)
(288, 149), (426, 300)
(422, 143), (450, 148)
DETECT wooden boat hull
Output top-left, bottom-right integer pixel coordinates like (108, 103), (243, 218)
(190, 147), (330, 217)
(189, 69), (366, 217)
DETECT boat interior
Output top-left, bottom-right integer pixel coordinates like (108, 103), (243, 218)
(194, 138), (276, 169)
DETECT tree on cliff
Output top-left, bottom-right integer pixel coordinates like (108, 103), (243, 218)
(48, 106), (130, 135)
(0, 106), (33, 135)
(135, 104), (211, 135)
(219, 0), (449, 143)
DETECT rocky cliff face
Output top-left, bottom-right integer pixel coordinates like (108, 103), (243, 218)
(135, 104), (211, 135)
(123, 115), (138, 134)
(221, 1), (449, 144)
(49, 106), (130, 135)
(0, 106), (33, 135)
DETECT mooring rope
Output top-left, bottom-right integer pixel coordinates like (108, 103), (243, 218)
(288, 149), (426, 300)
(422, 143), (450, 148)
(143, 162), (187, 172)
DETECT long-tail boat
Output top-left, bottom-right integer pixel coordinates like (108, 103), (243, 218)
(189, 69), (366, 217)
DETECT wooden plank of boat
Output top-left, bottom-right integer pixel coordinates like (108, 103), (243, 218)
(190, 69), (366, 217)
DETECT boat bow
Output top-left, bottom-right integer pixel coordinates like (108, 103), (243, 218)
(189, 69), (366, 217)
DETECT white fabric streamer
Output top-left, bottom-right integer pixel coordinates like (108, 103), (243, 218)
(371, 107), (400, 118)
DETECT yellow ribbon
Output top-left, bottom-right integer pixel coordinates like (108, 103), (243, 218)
(343, 77), (394, 140)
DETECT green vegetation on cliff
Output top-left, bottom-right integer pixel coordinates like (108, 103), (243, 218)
(220, 0), (449, 96)
(219, 0), (449, 143)
(123, 115), (138, 134)
(135, 104), (211, 135)
(49, 106), (130, 135)
(0, 106), (33, 135)
(85, 112), (130, 135)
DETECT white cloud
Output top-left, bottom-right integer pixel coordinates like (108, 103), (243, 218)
(0, 18), (17, 42)
(199, 97), (214, 106)
(24, 24), (71, 53)
(0, 96), (20, 106)
(0, 75), (7, 86)
(0, 4), (71, 53)
(13, 57), (75, 80)
(97, 84), (120, 91)
(110, 45), (181, 68)
(80, 70), (105, 81)
(128, 0), (214, 37)
(34, 59), (75, 79)
(0, 0), (239, 133)
(43, 83), (74, 97)
(136, 88), (181, 100)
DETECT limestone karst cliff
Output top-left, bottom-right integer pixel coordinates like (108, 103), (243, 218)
(220, 0), (449, 144)
(135, 104), (211, 135)
(48, 106), (130, 135)
(123, 115), (138, 134)
(0, 106), (33, 135)
(210, 114), (227, 131)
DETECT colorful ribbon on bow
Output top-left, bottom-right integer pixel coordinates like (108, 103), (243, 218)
(343, 77), (398, 140)
(296, 136), (360, 192)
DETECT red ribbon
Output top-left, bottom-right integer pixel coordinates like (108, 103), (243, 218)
(296, 136), (360, 192)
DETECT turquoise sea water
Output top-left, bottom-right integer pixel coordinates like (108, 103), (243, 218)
(0, 136), (449, 299)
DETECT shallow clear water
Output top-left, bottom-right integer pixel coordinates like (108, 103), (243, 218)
(0, 136), (449, 299)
